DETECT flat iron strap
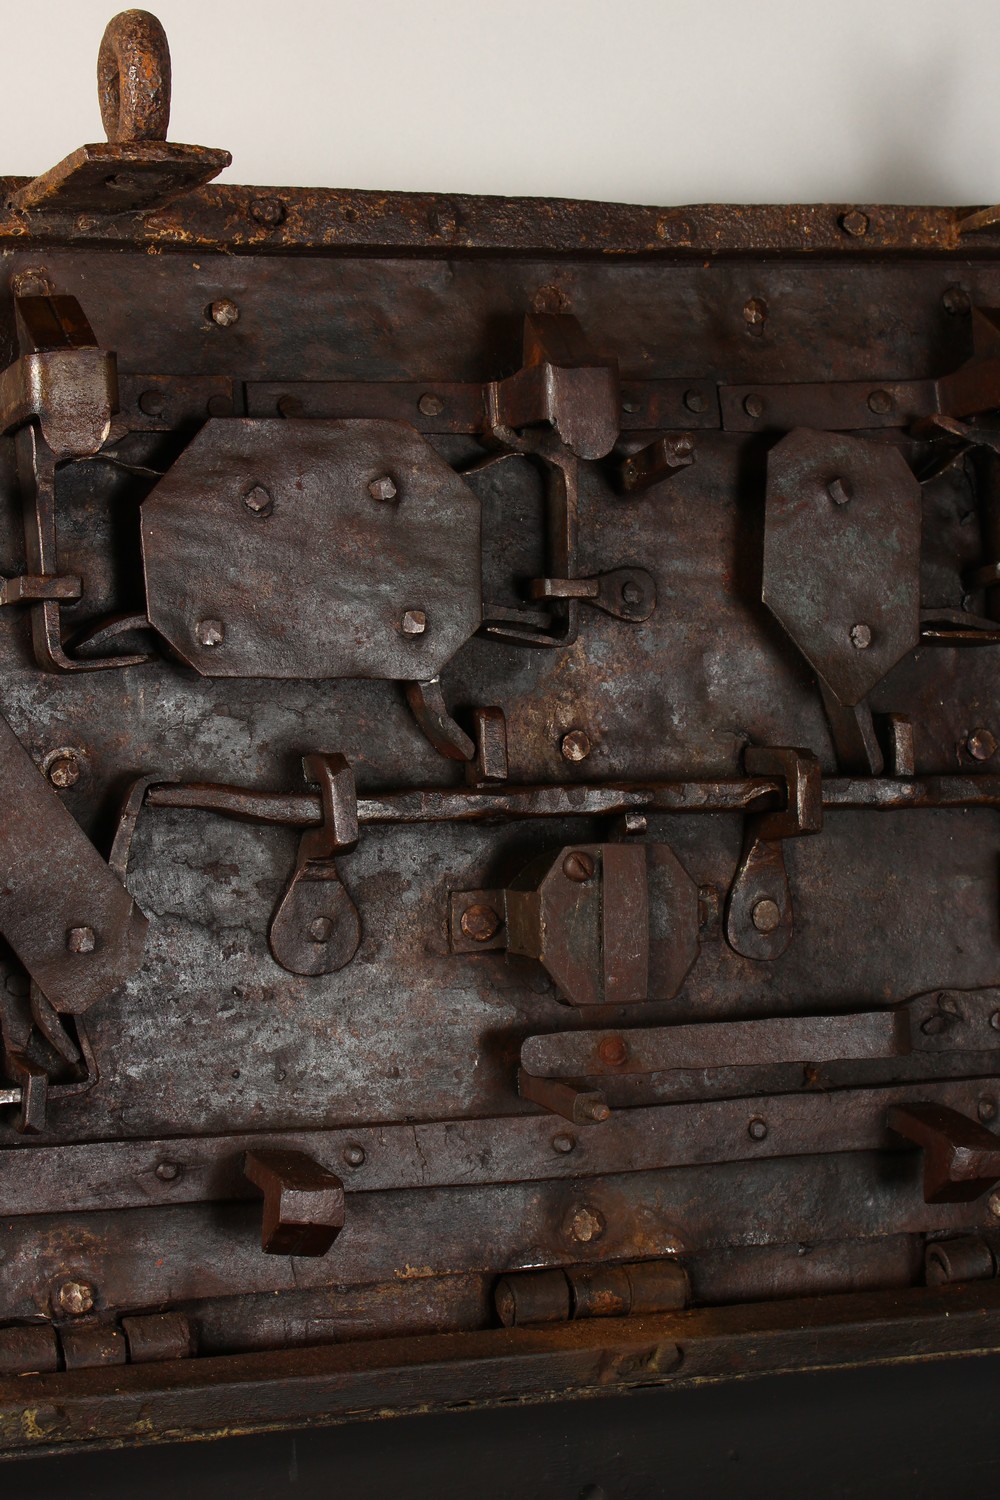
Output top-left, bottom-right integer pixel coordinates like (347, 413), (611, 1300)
(0, 714), (147, 1013)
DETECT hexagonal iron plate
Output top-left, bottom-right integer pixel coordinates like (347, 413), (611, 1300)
(762, 428), (921, 706)
(141, 418), (482, 679)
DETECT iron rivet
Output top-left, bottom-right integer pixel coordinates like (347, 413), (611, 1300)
(369, 475), (397, 502)
(978, 1097), (998, 1124)
(921, 1013), (949, 1035)
(552, 1132), (576, 1154)
(991, 1010), (1000, 1031)
(277, 395), (304, 418)
(66, 926), (95, 954)
(867, 389), (893, 415)
(621, 398), (640, 414)
(751, 898), (780, 934)
(309, 917), (334, 943)
(990, 1191), (1000, 1219)
(743, 296), (767, 330)
(58, 1280), (94, 1316)
(850, 623), (872, 649)
(580, 1097), (611, 1123)
(562, 851), (595, 883)
(206, 393), (232, 417)
(195, 618), (225, 648)
(400, 609), (427, 636)
(743, 393), (764, 419)
(418, 393), (444, 417)
(155, 1161), (181, 1182)
(208, 298), (239, 327)
(748, 1117), (768, 1141)
(561, 730), (591, 762)
(460, 904), (502, 943)
(684, 389), (707, 414)
(621, 580), (643, 605)
(840, 209), (870, 236)
(943, 284), (971, 316)
(343, 1144), (366, 1168)
(243, 483), (272, 516)
(249, 197), (286, 228)
(46, 752), (80, 789)
(827, 477), (851, 505)
(567, 1204), (605, 1244)
(598, 1036), (628, 1067)
(138, 388), (165, 417)
(967, 728), (998, 762)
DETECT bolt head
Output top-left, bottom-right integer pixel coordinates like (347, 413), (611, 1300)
(209, 298), (239, 327)
(743, 393), (765, 419)
(66, 925), (96, 954)
(418, 393), (444, 417)
(967, 728), (998, 762)
(400, 609), (427, 636)
(195, 618), (225, 648)
(751, 898), (781, 934)
(58, 1280), (94, 1316)
(567, 1204), (605, 1244)
(561, 730), (591, 763)
(460, 903), (502, 943)
(343, 1144), (366, 1168)
(243, 483), (272, 516)
(368, 475), (398, 502)
(748, 1117), (768, 1141)
(850, 623), (873, 649)
(867, 389), (893, 415)
(840, 209), (870, 236)
(47, 753), (80, 789)
(562, 851), (595, 883)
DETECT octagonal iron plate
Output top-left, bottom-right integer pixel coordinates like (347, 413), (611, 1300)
(141, 418), (482, 679)
(762, 428), (921, 706)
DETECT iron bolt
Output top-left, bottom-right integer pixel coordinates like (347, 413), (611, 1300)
(343, 1144), (366, 1168)
(243, 483), (272, 516)
(943, 284), (971, 316)
(991, 1011), (1000, 1031)
(418, 393), (444, 417)
(155, 1161), (182, 1182)
(309, 917), (334, 943)
(621, 580), (643, 605)
(598, 1036), (628, 1067)
(207, 393), (233, 417)
(47, 753), (80, 789)
(562, 851), (595, 883)
(743, 393), (764, 419)
(748, 1117), (768, 1141)
(249, 197), (286, 227)
(827, 477), (851, 505)
(552, 1132), (576, 1154)
(978, 1096), (997, 1124)
(850, 623), (872, 649)
(561, 730), (591, 763)
(567, 1205), (606, 1244)
(138, 388), (165, 417)
(195, 618), (225, 648)
(460, 903), (502, 943)
(368, 475), (397, 502)
(580, 1097), (611, 1123)
(684, 389), (707, 414)
(990, 1191), (1000, 1219)
(66, 926), (95, 954)
(751, 898), (781, 934)
(208, 298), (240, 327)
(58, 1280), (94, 1316)
(967, 728), (998, 762)
(867, 389), (893, 414)
(400, 609), (427, 636)
(840, 209), (869, 236)
(277, 395), (304, 418)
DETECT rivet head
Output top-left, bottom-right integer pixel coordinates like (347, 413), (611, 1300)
(562, 851), (595, 883)
(138, 388), (165, 417)
(850, 623), (872, 649)
(621, 579), (643, 605)
(743, 393), (764, 419)
(460, 904), (501, 943)
(840, 209), (870, 236)
(343, 1144), (366, 1168)
(249, 197), (286, 228)
(66, 926), (96, 954)
(243, 483), (272, 516)
(195, 618), (225, 648)
(400, 609), (427, 636)
(684, 389), (707, 414)
(418, 393), (444, 417)
(867, 389), (893, 415)
(566, 1204), (605, 1244)
(989, 1190), (1000, 1219)
(209, 298), (239, 327)
(598, 1036), (628, 1067)
(751, 898), (781, 934)
(748, 1117), (768, 1141)
(943, 284), (971, 316)
(743, 296), (767, 331)
(561, 730), (591, 763)
(967, 728), (998, 762)
(309, 917), (334, 943)
(991, 1010), (1000, 1032)
(46, 752), (80, 789)
(58, 1280), (94, 1316)
(978, 1096), (998, 1124)
(368, 475), (397, 502)
(552, 1132), (576, 1154)
(827, 477), (851, 505)
(155, 1160), (182, 1182)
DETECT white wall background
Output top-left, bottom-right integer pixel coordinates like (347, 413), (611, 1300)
(1, 0), (996, 206)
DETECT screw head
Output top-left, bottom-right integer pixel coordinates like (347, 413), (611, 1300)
(748, 1117), (768, 1141)
(400, 609), (427, 636)
(460, 903), (502, 943)
(243, 483), (272, 516)
(567, 1204), (605, 1244)
(967, 728), (998, 762)
(138, 388), (165, 417)
(751, 898), (781, 934)
(368, 475), (397, 502)
(249, 197), (286, 228)
(343, 1144), (366, 1168)
(561, 730), (591, 763)
(309, 917), (334, 943)
(46, 752), (80, 789)
(598, 1035), (628, 1067)
(562, 851), (595, 883)
(552, 1132), (576, 1154)
(840, 209), (870, 236)
(827, 476), (851, 505)
(684, 389), (707, 414)
(867, 389), (893, 415)
(155, 1160), (181, 1182)
(195, 618), (225, 648)
(743, 393), (765, 419)
(209, 298), (239, 327)
(943, 284), (971, 316)
(66, 926), (96, 954)
(58, 1280), (94, 1316)
(850, 623), (872, 649)
(418, 393), (444, 417)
